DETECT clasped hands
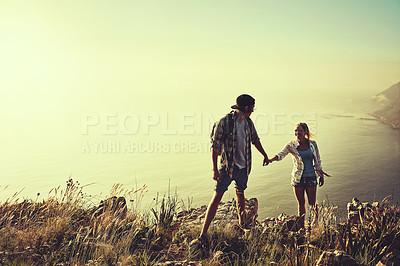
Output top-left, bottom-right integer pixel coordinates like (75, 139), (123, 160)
(263, 156), (277, 165)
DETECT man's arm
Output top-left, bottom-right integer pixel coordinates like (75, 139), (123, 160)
(212, 147), (221, 182)
(253, 140), (269, 166)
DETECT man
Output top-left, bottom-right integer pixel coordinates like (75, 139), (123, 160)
(199, 94), (269, 239)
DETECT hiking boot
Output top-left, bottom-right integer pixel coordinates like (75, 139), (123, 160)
(189, 235), (209, 259)
(190, 235), (209, 249)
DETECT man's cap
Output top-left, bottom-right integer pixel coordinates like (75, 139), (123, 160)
(231, 94), (255, 110)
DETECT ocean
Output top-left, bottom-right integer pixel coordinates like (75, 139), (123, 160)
(1, 93), (399, 219)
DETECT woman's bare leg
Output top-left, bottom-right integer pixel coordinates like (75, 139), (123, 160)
(306, 186), (318, 226)
(293, 187), (306, 228)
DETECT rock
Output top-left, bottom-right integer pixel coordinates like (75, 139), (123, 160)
(245, 198), (258, 227)
(347, 197), (361, 211)
(261, 217), (276, 229)
(282, 216), (299, 231)
(175, 198), (259, 230)
(362, 202), (372, 209)
(316, 250), (359, 265)
(92, 196), (127, 219)
(274, 213), (302, 231)
(278, 213), (289, 221)
(347, 198), (375, 225)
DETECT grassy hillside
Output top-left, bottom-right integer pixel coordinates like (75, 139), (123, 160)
(0, 180), (399, 265)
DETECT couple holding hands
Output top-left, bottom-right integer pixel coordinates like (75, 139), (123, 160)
(200, 94), (331, 239)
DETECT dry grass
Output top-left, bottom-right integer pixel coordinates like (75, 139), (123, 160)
(0, 179), (152, 265)
(0, 180), (399, 265)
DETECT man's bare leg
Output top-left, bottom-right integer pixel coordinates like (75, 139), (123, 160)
(236, 189), (246, 226)
(200, 192), (224, 237)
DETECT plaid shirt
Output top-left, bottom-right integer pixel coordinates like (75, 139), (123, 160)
(211, 112), (260, 178)
(276, 140), (323, 184)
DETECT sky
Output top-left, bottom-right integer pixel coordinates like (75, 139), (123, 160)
(0, 0), (399, 155)
(1, 1), (399, 96)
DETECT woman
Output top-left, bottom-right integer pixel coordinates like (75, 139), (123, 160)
(269, 122), (330, 229)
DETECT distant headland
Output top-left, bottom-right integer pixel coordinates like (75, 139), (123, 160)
(370, 82), (400, 131)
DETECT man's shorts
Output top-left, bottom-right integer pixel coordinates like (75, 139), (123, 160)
(215, 165), (248, 193)
(292, 176), (317, 188)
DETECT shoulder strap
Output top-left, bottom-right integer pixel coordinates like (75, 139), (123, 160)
(227, 112), (234, 136)
(210, 112), (235, 141)
(246, 117), (254, 137)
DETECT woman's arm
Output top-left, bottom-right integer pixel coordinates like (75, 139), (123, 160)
(276, 143), (292, 161)
(311, 140), (322, 171)
(269, 155), (279, 163)
(316, 170), (331, 178)
(312, 141), (332, 179)
(269, 142), (292, 163)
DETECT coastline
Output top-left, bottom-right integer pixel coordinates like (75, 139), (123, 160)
(369, 113), (400, 132)
(370, 82), (400, 132)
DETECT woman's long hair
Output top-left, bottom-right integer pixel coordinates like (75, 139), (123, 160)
(297, 122), (314, 140)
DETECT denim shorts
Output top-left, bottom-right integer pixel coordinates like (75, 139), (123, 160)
(292, 176), (317, 188)
(215, 165), (248, 193)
